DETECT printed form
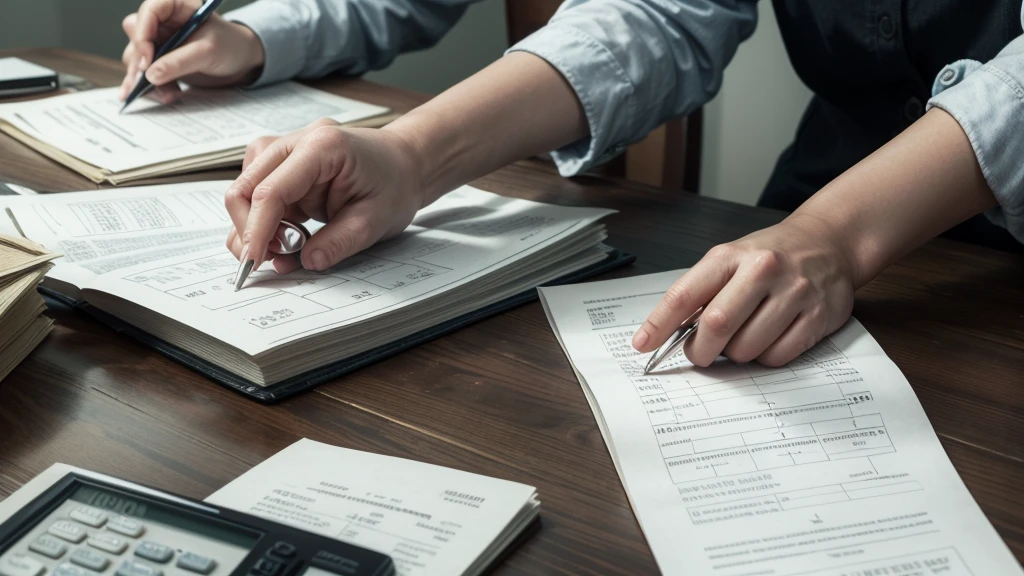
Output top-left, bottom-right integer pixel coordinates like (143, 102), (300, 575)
(205, 439), (540, 576)
(539, 271), (1022, 576)
(0, 83), (387, 172)
(4, 182), (611, 355)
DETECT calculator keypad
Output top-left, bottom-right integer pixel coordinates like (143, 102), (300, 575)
(2, 500), (242, 576)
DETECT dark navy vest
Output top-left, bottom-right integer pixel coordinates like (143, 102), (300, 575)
(763, 0), (1023, 251)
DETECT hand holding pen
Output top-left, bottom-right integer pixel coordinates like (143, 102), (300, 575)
(118, 0), (265, 108)
(633, 215), (856, 369)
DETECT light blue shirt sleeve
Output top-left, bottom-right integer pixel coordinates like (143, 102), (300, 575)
(927, 8), (1024, 244)
(507, 0), (759, 176)
(223, 0), (482, 86)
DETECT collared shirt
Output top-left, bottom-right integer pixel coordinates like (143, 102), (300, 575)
(226, 0), (1024, 244)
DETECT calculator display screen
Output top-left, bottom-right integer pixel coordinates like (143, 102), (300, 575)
(69, 485), (261, 549)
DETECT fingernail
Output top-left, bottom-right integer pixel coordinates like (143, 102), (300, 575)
(138, 55), (148, 70)
(310, 250), (328, 271)
(239, 243), (249, 263)
(633, 328), (650, 349)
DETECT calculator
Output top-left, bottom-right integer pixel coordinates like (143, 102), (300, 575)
(0, 473), (394, 576)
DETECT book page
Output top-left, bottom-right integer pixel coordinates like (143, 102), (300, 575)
(3, 182), (236, 290)
(206, 439), (538, 576)
(5, 183), (613, 356)
(539, 272), (1023, 576)
(0, 83), (388, 172)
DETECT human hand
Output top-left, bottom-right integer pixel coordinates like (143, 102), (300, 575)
(118, 0), (265, 104)
(632, 215), (858, 367)
(224, 119), (425, 275)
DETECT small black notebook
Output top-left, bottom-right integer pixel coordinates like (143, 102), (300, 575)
(41, 250), (634, 403)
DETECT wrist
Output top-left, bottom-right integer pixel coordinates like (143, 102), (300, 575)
(382, 111), (459, 209)
(786, 208), (868, 288)
(233, 22), (265, 85)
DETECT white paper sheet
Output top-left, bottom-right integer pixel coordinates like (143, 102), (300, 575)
(5, 183), (612, 356)
(0, 83), (387, 172)
(539, 271), (1023, 576)
(206, 439), (539, 576)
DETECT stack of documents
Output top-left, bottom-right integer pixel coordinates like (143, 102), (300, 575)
(0, 83), (391, 184)
(0, 234), (58, 381)
(208, 439), (540, 576)
(540, 271), (1024, 575)
(0, 181), (622, 399)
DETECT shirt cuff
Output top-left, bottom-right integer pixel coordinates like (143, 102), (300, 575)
(224, 1), (311, 87)
(928, 65), (1024, 244)
(507, 25), (636, 177)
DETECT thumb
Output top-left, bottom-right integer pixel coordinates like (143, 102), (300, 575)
(145, 39), (216, 85)
(300, 203), (383, 272)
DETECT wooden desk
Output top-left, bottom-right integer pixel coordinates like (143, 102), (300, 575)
(1, 48), (1022, 574)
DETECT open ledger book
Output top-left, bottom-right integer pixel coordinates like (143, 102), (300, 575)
(1, 182), (626, 401)
(0, 83), (391, 184)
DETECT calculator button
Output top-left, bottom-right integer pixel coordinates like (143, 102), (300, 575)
(69, 507), (107, 528)
(0, 554), (45, 576)
(48, 521), (87, 544)
(29, 534), (68, 559)
(106, 518), (144, 539)
(251, 558), (281, 576)
(133, 543), (172, 564)
(269, 543), (295, 559)
(69, 549), (109, 572)
(115, 560), (162, 576)
(88, 534), (128, 555)
(53, 564), (85, 576)
(175, 553), (215, 575)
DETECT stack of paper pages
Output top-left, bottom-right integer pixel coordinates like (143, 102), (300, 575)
(540, 272), (1024, 575)
(0, 234), (58, 381)
(208, 439), (541, 576)
(0, 181), (617, 397)
(0, 82), (390, 184)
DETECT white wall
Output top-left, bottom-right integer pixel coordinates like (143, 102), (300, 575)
(699, 2), (813, 205)
(0, 0), (810, 206)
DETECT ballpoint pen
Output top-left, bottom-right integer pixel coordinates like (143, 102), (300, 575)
(642, 307), (703, 374)
(233, 221), (311, 291)
(120, 0), (226, 114)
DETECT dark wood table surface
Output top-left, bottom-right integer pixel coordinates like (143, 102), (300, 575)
(0, 48), (1022, 575)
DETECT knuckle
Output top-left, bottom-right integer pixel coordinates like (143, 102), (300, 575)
(306, 126), (345, 148)
(706, 243), (735, 261)
(701, 307), (731, 337)
(750, 249), (782, 277)
(661, 282), (692, 312)
(250, 183), (278, 205)
(790, 276), (812, 299)
(312, 117), (342, 129)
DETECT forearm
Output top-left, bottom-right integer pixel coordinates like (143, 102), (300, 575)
(384, 52), (589, 205)
(795, 108), (997, 287)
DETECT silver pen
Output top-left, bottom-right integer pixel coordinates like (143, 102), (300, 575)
(643, 307), (703, 374)
(233, 221), (311, 291)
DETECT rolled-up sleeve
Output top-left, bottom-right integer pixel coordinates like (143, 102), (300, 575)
(928, 23), (1024, 243)
(508, 0), (758, 176)
(225, 0), (479, 87)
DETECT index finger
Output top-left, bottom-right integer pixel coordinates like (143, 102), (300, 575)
(241, 139), (341, 267)
(632, 247), (739, 352)
(133, 0), (193, 66)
